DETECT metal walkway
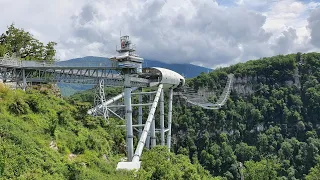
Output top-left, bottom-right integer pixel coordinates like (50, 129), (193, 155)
(0, 57), (150, 88)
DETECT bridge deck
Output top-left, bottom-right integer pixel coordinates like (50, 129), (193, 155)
(0, 58), (151, 87)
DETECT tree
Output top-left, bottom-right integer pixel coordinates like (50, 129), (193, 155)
(0, 24), (57, 62)
(235, 142), (258, 162)
(0, 44), (8, 57)
(306, 158), (320, 180)
(138, 146), (213, 180)
(243, 159), (280, 180)
(44, 41), (57, 61)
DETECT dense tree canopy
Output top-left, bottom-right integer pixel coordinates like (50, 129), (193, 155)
(168, 52), (320, 179)
(306, 158), (320, 180)
(0, 24), (57, 62)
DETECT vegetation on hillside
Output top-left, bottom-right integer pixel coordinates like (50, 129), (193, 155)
(0, 84), (213, 179)
(171, 52), (320, 179)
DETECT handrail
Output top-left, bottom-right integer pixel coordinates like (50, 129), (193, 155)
(182, 74), (234, 110)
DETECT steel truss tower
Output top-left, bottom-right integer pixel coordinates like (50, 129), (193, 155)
(93, 79), (108, 119)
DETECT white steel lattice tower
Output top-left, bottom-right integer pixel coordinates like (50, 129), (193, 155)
(93, 79), (108, 119)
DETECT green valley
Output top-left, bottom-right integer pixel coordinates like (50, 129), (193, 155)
(2, 24), (320, 180)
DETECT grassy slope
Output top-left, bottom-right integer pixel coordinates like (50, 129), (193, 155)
(0, 84), (214, 180)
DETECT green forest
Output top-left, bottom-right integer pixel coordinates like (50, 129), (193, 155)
(172, 52), (320, 179)
(2, 25), (320, 179)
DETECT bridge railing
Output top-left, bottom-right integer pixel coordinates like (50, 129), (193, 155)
(0, 57), (22, 67)
(0, 56), (115, 68)
(20, 60), (53, 67)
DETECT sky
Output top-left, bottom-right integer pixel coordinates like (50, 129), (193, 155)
(1, 0), (320, 68)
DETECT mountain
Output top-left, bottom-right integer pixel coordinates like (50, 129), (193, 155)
(56, 56), (212, 78)
(143, 59), (212, 78)
(57, 56), (212, 96)
(55, 56), (113, 67)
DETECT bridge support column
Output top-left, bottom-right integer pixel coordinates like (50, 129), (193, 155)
(138, 88), (143, 139)
(160, 89), (165, 145)
(3, 69), (7, 83)
(167, 88), (173, 151)
(145, 133), (150, 149)
(145, 93), (151, 149)
(150, 94), (156, 148)
(117, 84), (163, 170)
(124, 72), (134, 161)
(22, 69), (26, 91)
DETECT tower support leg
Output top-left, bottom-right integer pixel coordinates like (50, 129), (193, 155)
(138, 88), (143, 139)
(117, 84), (163, 171)
(3, 69), (7, 83)
(22, 69), (27, 91)
(160, 89), (165, 145)
(146, 93), (151, 149)
(150, 94), (156, 148)
(124, 73), (134, 161)
(167, 88), (173, 151)
(146, 133), (150, 149)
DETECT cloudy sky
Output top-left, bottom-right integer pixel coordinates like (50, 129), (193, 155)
(1, 0), (320, 68)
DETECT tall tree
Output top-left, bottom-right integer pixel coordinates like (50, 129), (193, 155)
(0, 24), (57, 62)
(306, 158), (320, 180)
(243, 159), (280, 180)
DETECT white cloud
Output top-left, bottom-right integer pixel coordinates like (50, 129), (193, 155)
(308, 6), (320, 48)
(0, 0), (87, 43)
(62, 0), (273, 67)
(262, 0), (320, 55)
(0, 0), (320, 68)
(263, 1), (305, 35)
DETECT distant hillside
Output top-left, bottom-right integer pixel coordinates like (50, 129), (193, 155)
(55, 56), (112, 67)
(142, 59), (212, 78)
(56, 56), (212, 78)
(57, 56), (212, 96)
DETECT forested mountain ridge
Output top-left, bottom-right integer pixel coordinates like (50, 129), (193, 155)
(172, 52), (320, 179)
